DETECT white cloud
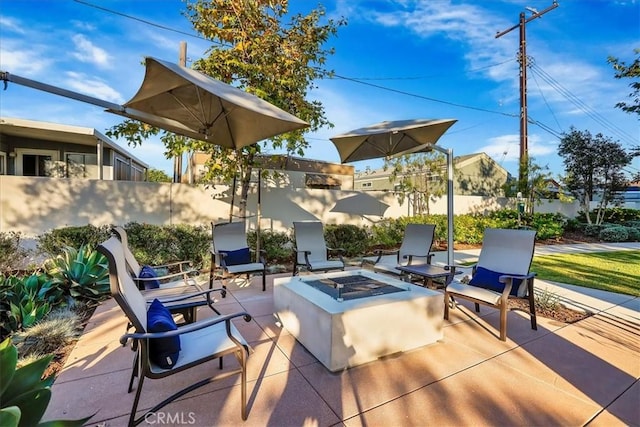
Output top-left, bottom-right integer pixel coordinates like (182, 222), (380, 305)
(478, 133), (556, 164)
(71, 34), (111, 68)
(0, 45), (51, 75)
(64, 71), (124, 104)
(0, 16), (25, 34)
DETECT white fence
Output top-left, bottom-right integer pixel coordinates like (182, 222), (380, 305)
(0, 175), (590, 238)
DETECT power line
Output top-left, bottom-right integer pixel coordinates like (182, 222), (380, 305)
(529, 62), (637, 145)
(72, 0), (229, 47)
(330, 73), (518, 118)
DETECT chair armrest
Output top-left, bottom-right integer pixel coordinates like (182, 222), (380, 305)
(137, 270), (198, 284)
(152, 260), (195, 273)
(152, 287), (227, 304)
(368, 249), (399, 265)
(120, 311), (252, 345)
(403, 253), (435, 265)
(498, 272), (537, 297)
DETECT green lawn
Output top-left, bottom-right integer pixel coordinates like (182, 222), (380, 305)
(532, 250), (640, 297)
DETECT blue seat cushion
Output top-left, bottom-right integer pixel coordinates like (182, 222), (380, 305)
(469, 266), (524, 297)
(147, 299), (181, 369)
(139, 265), (160, 290)
(222, 247), (251, 266)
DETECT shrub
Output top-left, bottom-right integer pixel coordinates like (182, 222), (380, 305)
(0, 338), (92, 426)
(123, 223), (209, 269)
(624, 226), (640, 242)
(247, 230), (292, 264)
(583, 224), (603, 237)
(37, 225), (111, 258)
(0, 232), (30, 275)
(599, 226), (628, 242)
(530, 213), (566, 240)
(624, 220), (640, 228)
(324, 224), (369, 258)
(44, 245), (110, 304)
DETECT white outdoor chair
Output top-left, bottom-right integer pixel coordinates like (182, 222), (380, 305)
(292, 221), (345, 276)
(112, 226), (223, 324)
(444, 228), (537, 341)
(210, 221), (267, 292)
(365, 223), (436, 276)
(112, 226), (199, 291)
(97, 236), (252, 426)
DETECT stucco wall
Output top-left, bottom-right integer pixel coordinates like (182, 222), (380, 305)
(1, 175), (587, 238)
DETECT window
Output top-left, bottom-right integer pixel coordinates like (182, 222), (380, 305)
(66, 153), (98, 178)
(16, 149), (59, 176)
(0, 152), (6, 175)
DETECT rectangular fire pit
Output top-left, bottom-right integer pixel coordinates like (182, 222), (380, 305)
(273, 269), (443, 372)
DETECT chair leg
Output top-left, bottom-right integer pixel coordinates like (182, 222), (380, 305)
(444, 292), (450, 320)
(527, 280), (537, 330)
(128, 352), (139, 393)
(240, 349), (247, 420)
(499, 304), (507, 341)
(129, 372), (146, 426)
(262, 271), (266, 291)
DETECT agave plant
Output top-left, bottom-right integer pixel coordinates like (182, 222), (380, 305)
(0, 338), (92, 427)
(45, 245), (110, 303)
(1, 274), (62, 336)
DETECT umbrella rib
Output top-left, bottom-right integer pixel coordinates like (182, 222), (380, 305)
(168, 88), (207, 132)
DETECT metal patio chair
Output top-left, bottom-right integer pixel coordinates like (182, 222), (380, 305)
(444, 228), (538, 341)
(97, 236), (252, 426)
(210, 221), (267, 292)
(365, 223), (436, 276)
(292, 221), (345, 276)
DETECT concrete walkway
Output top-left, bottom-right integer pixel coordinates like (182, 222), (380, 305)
(43, 244), (639, 426)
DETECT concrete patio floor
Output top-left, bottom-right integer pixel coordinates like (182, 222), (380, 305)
(43, 250), (639, 427)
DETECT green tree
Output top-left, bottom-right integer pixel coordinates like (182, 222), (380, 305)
(385, 151), (446, 216)
(146, 168), (172, 183)
(109, 1), (345, 219)
(558, 127), (633, 224)
(608, 48), (640, 117)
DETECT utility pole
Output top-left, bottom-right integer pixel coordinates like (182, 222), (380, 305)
(173, 41), (187, 183)
(496, 1), (558, 192)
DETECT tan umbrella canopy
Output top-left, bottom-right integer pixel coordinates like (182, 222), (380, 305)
(109, 57), (309, 149)
(330, 118), (457, 163)
(330, 193), (390, 217)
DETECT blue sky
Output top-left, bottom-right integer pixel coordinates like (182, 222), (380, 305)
(1, 0), (638, 179)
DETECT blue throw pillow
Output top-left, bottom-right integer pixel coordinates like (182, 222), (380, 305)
(469, 266), (524, 297)
(222, 247), (251, 266)
(139, 265), (160, 290)
(147, 299), (181, 369)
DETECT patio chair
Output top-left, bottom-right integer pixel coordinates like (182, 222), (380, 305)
(113, 226), (222, 324)
(112, 226), (199, 291)
(365, 223), (436, 276)
(444, 228), (537, 341)
(97, 236), (252, 426)
(292, 221), (345, 276)
(210, 221), (267, 292)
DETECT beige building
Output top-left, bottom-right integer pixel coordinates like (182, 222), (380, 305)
(0, 117), (148, 181)
(354, 152), (508, 196)
(185, 152), (354, 190)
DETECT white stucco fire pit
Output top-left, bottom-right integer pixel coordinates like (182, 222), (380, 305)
(273, 269), (443, 372)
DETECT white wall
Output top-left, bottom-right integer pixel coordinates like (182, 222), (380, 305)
(0, 176), (586, 238)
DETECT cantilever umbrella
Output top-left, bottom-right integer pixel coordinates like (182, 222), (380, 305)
(330, 118), (457, 264)
(110, 57), (309, 148)
(1, 57), (309, 149)
(329, 118), (457, 163)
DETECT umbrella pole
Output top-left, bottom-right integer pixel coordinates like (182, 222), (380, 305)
(256, 170), (262, 263)
(433, 145), (454, 265)
(229, 174), (236, 223)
